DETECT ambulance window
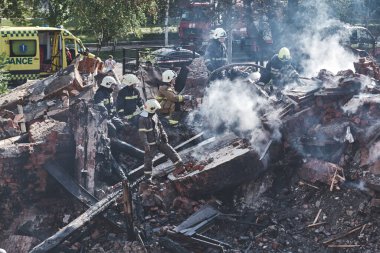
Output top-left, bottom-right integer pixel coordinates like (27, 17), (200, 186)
(65, 39), (75, 50)
(76, 42), (85, 54)
(10, 40), (37, 57)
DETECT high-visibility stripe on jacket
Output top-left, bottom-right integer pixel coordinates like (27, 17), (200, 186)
(138, 112), (168, 147)
(94, 86), (115, 117)
(116, 86), (143, 118)
(204, 39), (228, 72)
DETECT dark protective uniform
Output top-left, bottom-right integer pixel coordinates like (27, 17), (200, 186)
(116, 85), (143, 122)
(94, 86), (124, 138)
(138, 111), (182, 175)
(259, 54), (299, 88)
(94, 86), (116, 117)
(204, 39), (228, 72)
(94, 86), (127, 179)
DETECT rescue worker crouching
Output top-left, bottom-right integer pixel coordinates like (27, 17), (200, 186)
(259, 47), (300, 91)
(94, 76), (125, 138)
(138, 99), (184, 181)
(156, 69), (192, 126)
(204, 28), (228, 73)
(116, 74), (144, 126)
(94, 76), (127, 180)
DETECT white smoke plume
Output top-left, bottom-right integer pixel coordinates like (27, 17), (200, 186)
(188, 79), (282, 154)
(369, 141), (380, 163)
(342, 94), (380, 114)
(285, 0), (357, 77)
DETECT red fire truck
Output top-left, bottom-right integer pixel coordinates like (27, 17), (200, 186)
(178, 1), (214, 52)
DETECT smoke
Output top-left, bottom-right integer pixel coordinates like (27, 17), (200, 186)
(283, 0), (356, 77)
(342, 94), (380, 114)
(369, 141), (380, 163)
(344, 180), (369, 192)
(187, 79), (282, 154)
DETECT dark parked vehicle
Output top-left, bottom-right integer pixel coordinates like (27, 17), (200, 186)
(149, 47), (200, 68)
(322, 25), (380, 58)
(123, 47), (200, 74)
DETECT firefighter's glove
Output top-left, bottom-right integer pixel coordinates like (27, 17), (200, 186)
(161, 134), (169, 143)
(257, 82), (265, 86)
(183, 95), (192, 101)
(144, 145), (150, 152)
(111, 116), (126, 131)
(290, 71), (300, 79)
(98, 105), (109, 119)
(241, 71), (250, 78)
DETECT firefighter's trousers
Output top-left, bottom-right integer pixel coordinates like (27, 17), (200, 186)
(144, 142), (181, 174)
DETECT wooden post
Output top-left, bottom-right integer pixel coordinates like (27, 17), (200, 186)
(122, 179), (135, 239)
(17, 104), (26, 133)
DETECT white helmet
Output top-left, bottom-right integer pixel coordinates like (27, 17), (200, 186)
(249, 72), (261, 82)
(144, 99), (161, 113)
(162, 70), (177, 83)
(0, 249), (7, 253)
(100, 76), (117, 88)
(121, 74), (140, 86)
(213, 28), (227, 39)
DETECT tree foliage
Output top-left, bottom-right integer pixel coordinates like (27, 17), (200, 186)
(0, 54), (10, 94)
(69, 0), (158, 42)
(31, 0), (72, 27)
(0, 0), (29, 25)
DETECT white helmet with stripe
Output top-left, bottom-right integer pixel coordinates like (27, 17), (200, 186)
(100, 76), (117, 88)
(144, 99), (161, 113)
(162, 70), (177, 83)
(121, 74), (140, 86)
(213, 28), (227, 39)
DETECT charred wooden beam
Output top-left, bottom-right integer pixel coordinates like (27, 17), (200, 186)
(166, 135), (265, 197)
(0, 133), (28, 147)
(29, 189), (122, 253)
(167, 230), (227, 252)
(174, 205), (220, 235)
(127, 132), (204, 183)
(43, 161), (128, 232)
(159, 237), (192, 253)
(111, 139), (144, 160)
(122, 180), (135, 239)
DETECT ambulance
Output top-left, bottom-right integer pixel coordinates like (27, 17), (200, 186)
(0, 26), (90, 84)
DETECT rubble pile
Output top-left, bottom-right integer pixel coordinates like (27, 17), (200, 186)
(0, 55), (380, 252)
(182, 57), (209, 98)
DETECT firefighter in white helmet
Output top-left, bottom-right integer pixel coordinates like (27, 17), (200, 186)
(138, 99), (183, 180)
(94, 76), (118, 118)
(156, 69), (192, 125)
(259, 47), (299, 89)
(94, 76), (125, 138)
(204, 27), (228, 72)
(116, 74), (143, 125)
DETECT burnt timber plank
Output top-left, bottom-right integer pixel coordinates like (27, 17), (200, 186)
(43, 161), (128, 231)
(29, 189), (122, 253)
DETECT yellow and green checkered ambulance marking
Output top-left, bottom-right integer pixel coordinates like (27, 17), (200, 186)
(9, 73), (39, 80)
(0, 30), (38, 37)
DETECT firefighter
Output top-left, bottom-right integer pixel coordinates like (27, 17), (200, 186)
(204, 28), (228, 72)
(138, 99), (183, 180)
(94, 76), (127, 179)
(94, 76), (118, 117)
(259, 47), (299, 89)
(156, 69), (192, 125)
(94, 76), (125, 137)
(116, 74), (144, 126)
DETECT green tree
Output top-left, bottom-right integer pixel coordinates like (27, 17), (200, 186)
(0, 0), (29, 25)
(70, 0), (158, 43)
(0, 54), (10, 94)
(31, 0), (72, 27)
